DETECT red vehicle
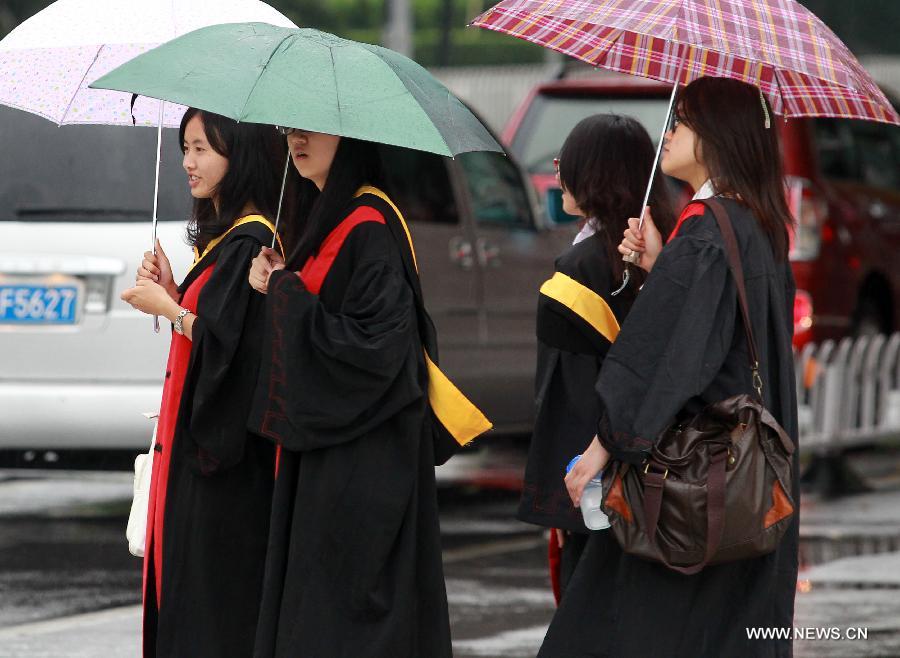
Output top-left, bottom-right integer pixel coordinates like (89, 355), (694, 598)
(503, 75), (900, 347)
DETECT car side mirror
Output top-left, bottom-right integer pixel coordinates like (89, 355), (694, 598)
(545, 188), (580, 226)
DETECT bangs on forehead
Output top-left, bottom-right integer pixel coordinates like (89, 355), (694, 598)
(674, 98), (692, 126)
(195, 111), (230, 157)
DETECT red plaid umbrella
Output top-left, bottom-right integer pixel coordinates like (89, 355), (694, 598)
(472, 0), (898, 292)
(471, 0), (899, 126)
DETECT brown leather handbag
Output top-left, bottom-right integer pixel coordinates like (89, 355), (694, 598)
(600, 199), (796, 575)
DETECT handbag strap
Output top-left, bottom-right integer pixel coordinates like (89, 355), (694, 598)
(642, 448), (728, 575)
(699, 199), (764, 398)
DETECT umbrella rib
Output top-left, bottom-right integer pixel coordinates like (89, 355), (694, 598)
(237, 33), (296, 121)
(330, 46), (342, 135)
(772, 67), (788, 120)
(587, 27), (626, 71)
(59, 44), (105, 126)
(368, 49), (454, 156)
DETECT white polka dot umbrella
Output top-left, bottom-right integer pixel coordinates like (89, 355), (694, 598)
(0, 0), (296, 127)
(0, 0), (296, 330)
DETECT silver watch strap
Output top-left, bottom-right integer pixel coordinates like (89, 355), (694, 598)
(174, 307), (191, 335)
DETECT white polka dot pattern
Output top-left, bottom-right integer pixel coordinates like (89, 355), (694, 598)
(0, 0), (296, 126)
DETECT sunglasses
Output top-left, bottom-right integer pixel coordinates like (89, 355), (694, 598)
(275, 126), (298, 136)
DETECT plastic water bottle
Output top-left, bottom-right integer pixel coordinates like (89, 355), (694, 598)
(567, 455), (611, 530)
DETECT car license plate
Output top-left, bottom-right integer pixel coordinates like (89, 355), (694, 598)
(0, 282), (80, 324)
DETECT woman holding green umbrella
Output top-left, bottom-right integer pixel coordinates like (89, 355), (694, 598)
(122, 107), (284, 657)
(246, 129), (458, 656)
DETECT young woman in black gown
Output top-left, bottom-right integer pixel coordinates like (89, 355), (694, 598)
(517, 115), (673, 601)
(123, 108), (284, 657)
(247, 129), (488, 657)
(545, 77), (799, 658)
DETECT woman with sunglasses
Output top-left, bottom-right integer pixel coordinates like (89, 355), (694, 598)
(543, 77), (799, 657)
(123, 108), (283, 657)
(246, 127), (478, 658)
(518, 115), (674, 601)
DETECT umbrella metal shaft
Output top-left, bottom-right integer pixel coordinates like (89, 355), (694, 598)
(272, 153), (290, 250)
(637, 45), (685, 231)
(152, 100), (164, 333)
(612, 44), (684, 297)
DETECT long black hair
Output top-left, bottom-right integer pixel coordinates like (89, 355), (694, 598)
(676, 77), (794, 260)
(178, 108), (285, 249)
(557, 114), (675, 283)
(284, 136), (384, 269)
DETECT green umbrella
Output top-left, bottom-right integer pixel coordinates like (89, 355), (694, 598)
(90, 22), (502, 157)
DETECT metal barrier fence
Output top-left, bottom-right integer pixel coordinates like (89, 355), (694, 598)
(797, 332), (900, 455)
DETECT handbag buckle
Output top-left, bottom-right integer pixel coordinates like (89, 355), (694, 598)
(643, 462), (668, 479)
(752, 361), (764, 397)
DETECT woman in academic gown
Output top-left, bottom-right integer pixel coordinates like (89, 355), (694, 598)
(247, 129), (489, 658)
(122, 108), (284, 657)
(518, 115), (673, 600)
(541, 77), (800, 657)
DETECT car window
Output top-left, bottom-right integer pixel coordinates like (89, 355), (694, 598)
(457, 151), (533, 228)
(0, 106), (191, 222)
(848, 121), (900, 190)
(509, 94), (671, 174)
(379, 145), (458, 224)
(813, 118), (859, 181)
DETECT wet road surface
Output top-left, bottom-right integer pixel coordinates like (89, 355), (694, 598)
(3, 445), (900, 657)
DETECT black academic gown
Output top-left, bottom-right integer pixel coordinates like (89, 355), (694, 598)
(519, 231), (636, 533)
(148, 222), (276, 658)
(248, 195), (452, 658)
(538, 198), (799, 658)
(518, 231), (636, 592)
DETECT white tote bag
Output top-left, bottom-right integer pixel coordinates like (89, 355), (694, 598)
(126, 412), (158, 558)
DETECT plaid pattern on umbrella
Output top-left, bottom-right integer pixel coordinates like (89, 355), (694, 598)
(471, 0), (900, 125)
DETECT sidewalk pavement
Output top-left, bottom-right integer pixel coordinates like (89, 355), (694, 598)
(0, 606), (140, 658)
(2, 479), (900, 657)
(793, 487), (900, 657)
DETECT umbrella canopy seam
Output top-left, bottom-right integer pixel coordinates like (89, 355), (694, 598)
(237, 32), (297, 122)
(330, 44), (342, 135)
(367, 46), (455, 156)
(60, 44), (105, 126)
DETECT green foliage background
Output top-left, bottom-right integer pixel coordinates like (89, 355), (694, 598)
(1, 0), (899, 67)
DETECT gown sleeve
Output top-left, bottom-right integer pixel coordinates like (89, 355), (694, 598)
(250, 232), (422, 452)
(595, 214), (737, 465)
(179, 235), (267, 474)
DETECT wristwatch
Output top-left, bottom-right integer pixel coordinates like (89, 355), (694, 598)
(173, 307), (191, 335)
